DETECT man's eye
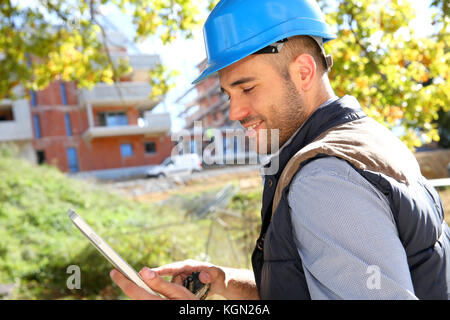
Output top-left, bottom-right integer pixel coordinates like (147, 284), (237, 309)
(243, 87), (255, 94)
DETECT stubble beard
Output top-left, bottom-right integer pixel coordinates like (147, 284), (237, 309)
(262, 78), (309, 154)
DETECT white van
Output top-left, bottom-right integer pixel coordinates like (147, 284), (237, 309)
(146, 154), (202, 178)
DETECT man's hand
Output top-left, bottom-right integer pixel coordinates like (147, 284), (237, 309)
(152, 259), (227, 298)
(152, 259), (259, 300)
(110, 259), (259, 300)
(110, 267), (198, 300)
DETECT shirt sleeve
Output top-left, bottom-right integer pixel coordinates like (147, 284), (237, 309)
(287, 157), (418, 300)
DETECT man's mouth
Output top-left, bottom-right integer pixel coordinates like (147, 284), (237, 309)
(244, 120), (264, 137)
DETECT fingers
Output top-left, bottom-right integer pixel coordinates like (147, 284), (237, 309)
(110, 268), (198, 300)
(110, 260), (223, 300)
(152, 259), (212, 277)
(110, 269), (162, 300)
(139, 267), (197, 300)
(199, 266), (226, 296)
(151, 259), (218, 290)
(152, 261), (221, 293)
(171, 273), (184, 286)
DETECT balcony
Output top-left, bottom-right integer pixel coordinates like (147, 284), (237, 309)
(114, 54), (160, 71)
(83, 112), (171, 140)
(0, 99), (33, 142)
(185, 97), (229, 128)
(79, 82), (160, 109)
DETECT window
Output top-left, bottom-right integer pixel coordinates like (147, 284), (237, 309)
(120, 143), (134, 157)
(36, 150), (46, 165)
(97, 112), (106, 126)
(161, 157), (173, 166)
(66, 148), (79, 172)
(98, 112), (128, 127)
(64, 113), (72, 136)
(0, 105), (14, 121)
(60, 82), (68, 105)
(145, 141), (157, 154)
(33, 114), (41, 138)
(30, 90), (37, 107)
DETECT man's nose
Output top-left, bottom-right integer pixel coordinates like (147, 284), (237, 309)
(228, 97), (251, 122)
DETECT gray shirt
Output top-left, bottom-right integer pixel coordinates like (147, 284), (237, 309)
(287, 157), (418, 299)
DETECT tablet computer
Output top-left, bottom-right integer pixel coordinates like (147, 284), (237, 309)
(67, 208), (159, 297)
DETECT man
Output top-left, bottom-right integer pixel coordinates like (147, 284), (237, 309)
(111, 0), (450, 299)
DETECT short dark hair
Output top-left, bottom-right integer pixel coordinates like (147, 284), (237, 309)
(262, 35), (328, 80)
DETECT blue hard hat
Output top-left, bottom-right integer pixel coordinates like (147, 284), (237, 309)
(192, 0), (337, 84)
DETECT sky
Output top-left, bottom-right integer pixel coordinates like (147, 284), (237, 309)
(102, 0), (436, 132)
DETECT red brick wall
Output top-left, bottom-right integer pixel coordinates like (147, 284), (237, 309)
(82, 134), (173, 171)
(64, 82), (78, 105)
(33, 134), (173, 172)
(70, 108), (90, 135)
(35, 82), (61, 106)
(32, 109), (64, 137)
(127, 108), (140, 125)
(31, 107), (89, 138)
(35, 81), (78, 105)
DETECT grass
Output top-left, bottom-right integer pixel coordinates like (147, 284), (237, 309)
(0, 149), (227, 299)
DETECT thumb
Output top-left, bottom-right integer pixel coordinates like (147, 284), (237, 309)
(139, 267), (196, 300)
(200, 266), (225, 283)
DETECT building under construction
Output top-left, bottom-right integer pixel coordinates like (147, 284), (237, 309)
(0, 31), (173, 179)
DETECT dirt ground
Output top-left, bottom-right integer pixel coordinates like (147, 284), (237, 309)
(440, 189), (450, 224)
(414, 149), (450, 179)
(133, 169), (263, 203)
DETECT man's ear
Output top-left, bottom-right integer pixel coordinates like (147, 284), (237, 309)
(289, 53), (316, 92)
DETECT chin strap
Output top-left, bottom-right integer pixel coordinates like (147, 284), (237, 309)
(311, 35), (333, 71)
(324, 55), (333, 70)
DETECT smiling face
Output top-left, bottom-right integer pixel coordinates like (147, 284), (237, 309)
(219, 54), (310, 154)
